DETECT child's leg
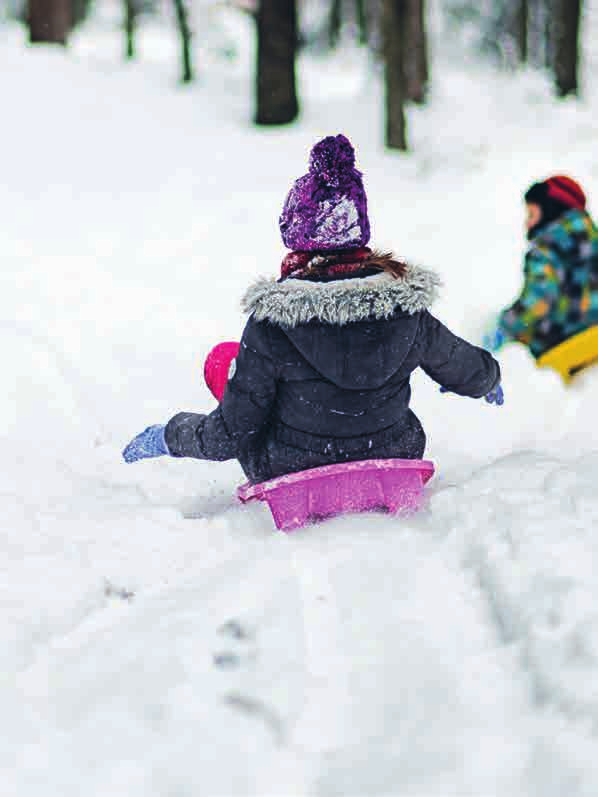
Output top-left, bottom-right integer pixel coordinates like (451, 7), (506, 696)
(204, 342), (240, 402)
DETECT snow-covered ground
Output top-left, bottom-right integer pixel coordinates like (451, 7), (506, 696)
(3, 5), (598, 795)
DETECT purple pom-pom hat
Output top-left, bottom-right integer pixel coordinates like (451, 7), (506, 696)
(279, 134), (371, 252)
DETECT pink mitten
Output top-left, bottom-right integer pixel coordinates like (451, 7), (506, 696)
(203, 342), (240, 402)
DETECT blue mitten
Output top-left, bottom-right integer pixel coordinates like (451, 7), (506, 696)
(484, 384), (504, 406)
(123, 425), (169, 463)
(482, 327), (507, 353)
(439, 384), (504, 406)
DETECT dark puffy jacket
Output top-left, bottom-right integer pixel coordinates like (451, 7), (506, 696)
(165, 267), (500, 484)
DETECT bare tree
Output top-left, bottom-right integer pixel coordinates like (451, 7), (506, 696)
(329, 0), (342, 48)
(544, 3), (554, 67)
(384, 0), (408, 151)
(28, 0), (70, 44)
(364, 0), (384, 58)
(511, 0), (529, 62)
(544, 0), (556, 67)
(403, 0), (428, 104)
(255, 0), (299, 126)
(173, 0), (193, 82)
(527, 0), (555, 68)
(124, 0), (137, 59)
(355, 0), (369, 44)
(329, 0), (370, 48)
(552, 0), (582, 96)
(71, 0), (92, 28)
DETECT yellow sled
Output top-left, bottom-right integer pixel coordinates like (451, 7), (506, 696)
(537, 326), (598, 384)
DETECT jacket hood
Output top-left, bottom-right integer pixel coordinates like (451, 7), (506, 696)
(242, 266), (441, 389)
(242, 265), (440, 327)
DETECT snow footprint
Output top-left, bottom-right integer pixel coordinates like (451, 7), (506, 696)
(212, 618), (256, 670)
(212, 618), (286, 744)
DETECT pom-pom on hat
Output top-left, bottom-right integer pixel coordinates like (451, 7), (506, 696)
(279, 134), (370, 252)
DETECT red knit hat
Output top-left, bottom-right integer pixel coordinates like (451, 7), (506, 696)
(544, 175), (587, 211)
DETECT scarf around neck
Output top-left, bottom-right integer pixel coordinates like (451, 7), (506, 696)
(280, 247), (375, 282)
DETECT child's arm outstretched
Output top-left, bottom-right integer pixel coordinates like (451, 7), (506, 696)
(489, 244), (560, 350)
(419, 312), (502, 399)
(123, 319), (277, 464)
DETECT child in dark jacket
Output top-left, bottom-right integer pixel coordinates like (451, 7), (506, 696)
(123, 135), (502, 484)
(485, 176), (598, 358)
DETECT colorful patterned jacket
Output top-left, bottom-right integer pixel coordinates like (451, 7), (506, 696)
(498, 209), (598, 358)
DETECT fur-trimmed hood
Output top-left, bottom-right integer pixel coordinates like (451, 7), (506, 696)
(242, 265), (440, 328)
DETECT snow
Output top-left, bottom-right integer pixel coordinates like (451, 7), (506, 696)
(3, 4), (598, 795)
(313, 197), (362, 246)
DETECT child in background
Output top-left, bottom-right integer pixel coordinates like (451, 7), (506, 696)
(485, 176), (598, 358)
(123, 135), (502, 484)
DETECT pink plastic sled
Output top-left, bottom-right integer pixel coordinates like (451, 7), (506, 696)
(238, 458), (435, 532)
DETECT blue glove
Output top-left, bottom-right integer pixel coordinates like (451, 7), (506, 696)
(482, 327), (507, 353)
(484, 383), (504, 406)
(123, 425), (169, 463)
(439, 384), (504, 406)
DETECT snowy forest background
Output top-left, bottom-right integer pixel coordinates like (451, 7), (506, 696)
(1, 0), (588, 149)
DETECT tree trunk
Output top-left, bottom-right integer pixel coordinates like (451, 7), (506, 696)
(527, 0), (554, 67)
(329, 0), (369, 48)
(384, 0), (408, 151)
(403, 0), (428, 104)
(355, 0), (368, 44)
(71, 0), (92, 28)
(173, 0), (194, 83)
(365, 0), (385, 60)
(513, 0), (529, 63)
(124, 0), (137, 59)
(328, 0), (342, 48)
(544, 3), (554, 68)
(28, 0), (70, 44)
(255, 0), (299, 126)
(552, 0), (582, 96)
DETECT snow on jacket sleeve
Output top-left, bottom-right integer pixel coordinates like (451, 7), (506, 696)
(419, 311), (501, 398)
(497, 244), (560, 343)
(164, 319), (277, 461)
